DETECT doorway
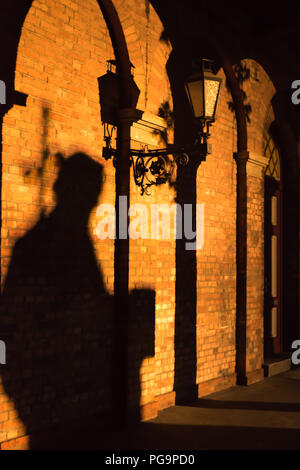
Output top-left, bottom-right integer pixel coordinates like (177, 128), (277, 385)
(264, 132), (283, 358)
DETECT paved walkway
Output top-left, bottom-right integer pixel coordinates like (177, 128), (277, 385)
(106, 368), (300, 450)
(34, 368), (300, 449)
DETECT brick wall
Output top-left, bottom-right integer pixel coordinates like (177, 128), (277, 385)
(244, 60), (275, 381)
(196, 69), (237, 389)
(0, 0), (277, 449)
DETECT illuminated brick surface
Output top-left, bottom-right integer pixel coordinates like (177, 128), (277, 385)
(0, 0), (277, 449)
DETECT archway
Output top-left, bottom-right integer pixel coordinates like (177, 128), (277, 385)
(263, 130), (283, 357)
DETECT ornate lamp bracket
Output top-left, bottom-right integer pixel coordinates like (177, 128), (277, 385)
(102, 120), (212, 195)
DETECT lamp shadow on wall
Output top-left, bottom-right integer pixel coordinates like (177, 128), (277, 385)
(166, 50), (200, 403)
(0, 149), (155, 448)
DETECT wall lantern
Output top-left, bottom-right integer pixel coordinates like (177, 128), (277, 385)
(97, 60), (140, 126)
(98, 58), (222, 195)
(185, 58), (221, 125)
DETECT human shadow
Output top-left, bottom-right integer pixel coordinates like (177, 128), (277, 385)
(0, 152), (114, 447)
(0, 150), (157, 448)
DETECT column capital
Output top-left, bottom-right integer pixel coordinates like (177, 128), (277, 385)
(233, 150), (249, 162)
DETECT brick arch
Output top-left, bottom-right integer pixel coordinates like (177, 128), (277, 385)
(237, 58), (276, 156)
(237, 56), (298, 187)
(113, 0), (172, 114)
(0, 1), (118, 450)
(269, 98), (300, 353)
(240, 57), (299, 359)
(6, 0), (172, 169)
(0, 0), (178, 449)
(4, 0), (115, 255)
(234, 57), (298, 172)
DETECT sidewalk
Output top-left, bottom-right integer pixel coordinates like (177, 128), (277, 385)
(105, 367), (300, 450)
(32, 368), (300, 449)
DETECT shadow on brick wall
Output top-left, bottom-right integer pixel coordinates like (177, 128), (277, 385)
(128, 289), (155, 421)
(0, 153), (112, 445)
(0, 151), (155, 448)
(167, 50), (200, 403)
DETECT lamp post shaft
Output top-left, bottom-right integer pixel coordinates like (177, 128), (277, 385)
(97, 0), (133, 424)
(219, 50), (249, 384)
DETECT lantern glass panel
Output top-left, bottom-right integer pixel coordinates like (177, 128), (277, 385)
(204, 78), (220, 120)
(186, 79), (204, 119)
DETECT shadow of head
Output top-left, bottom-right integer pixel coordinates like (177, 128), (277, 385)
(53, 152), (103, 213)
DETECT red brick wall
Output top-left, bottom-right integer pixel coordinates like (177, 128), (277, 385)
(196, 68), (237, 386)
(244, 60), (276, 380)
(196, 60), (276, 389)
(0, 0), (277, 449)
(0, 0), (173, 448)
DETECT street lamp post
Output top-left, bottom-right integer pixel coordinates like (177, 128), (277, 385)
(98, 58), (222, 195)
